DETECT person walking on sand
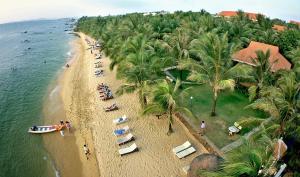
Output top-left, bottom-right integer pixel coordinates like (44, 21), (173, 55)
(66, 121), (71, 132)
(83, 144), (90, 160)
(199, 121), (206, 136)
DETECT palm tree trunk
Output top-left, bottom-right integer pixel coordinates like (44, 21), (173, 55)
(211, 89), (218, 116)
(143, 95), (147, 106)
(179, 70), (183, 89)
(167, 107), (173, 135)
(180, 70), (183, 81)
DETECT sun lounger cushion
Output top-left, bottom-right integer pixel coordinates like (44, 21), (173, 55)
(117, 133), (134, 145)
(172, 141), (192, 154)
(176, 147), (196, 159)
(113, 116), (127, 124)
(234, 122), (239, 127)
(114, 126), (129, 136)
(118, 143), (138, 156)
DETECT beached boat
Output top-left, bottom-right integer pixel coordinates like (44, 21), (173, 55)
(28, 125), (57, 134)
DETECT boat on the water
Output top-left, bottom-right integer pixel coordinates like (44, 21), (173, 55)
(28, 125), (58, 134)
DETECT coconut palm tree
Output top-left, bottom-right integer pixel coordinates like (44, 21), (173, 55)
(247, 72), (300, 134)
(179, 32), (250, 116)
(247, 50), (275, 102)
(142, 79), (193, 134)
(201, 136), (276, 177)
(116, 34), (165, 107)
(288, 47), (300, 76)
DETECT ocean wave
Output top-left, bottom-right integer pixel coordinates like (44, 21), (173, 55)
(66, 51), (72, 57)
(49, 85), (60, 99)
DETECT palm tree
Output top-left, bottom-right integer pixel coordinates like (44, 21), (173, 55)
(201, 136), (276, 177)
(116, 34), (164, 107)
(162, 28), (193, 81)
(180, 32), (250, 116)
(288, 47), (300, 77)
(248, 50), (275, 101)
(247, 72), (300, 134)
(142, 79), (193, 134)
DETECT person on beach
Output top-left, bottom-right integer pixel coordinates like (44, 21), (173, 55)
(199, 121), (206, 136)
(83, 144), (90, 160)
(66, 121), (71, 132)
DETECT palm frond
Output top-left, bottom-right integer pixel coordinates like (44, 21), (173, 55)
(248, 85), (258, 102)
(246, 98), (280, 118)
(218, 79), (235, 91)
(116, 84), (136, 96)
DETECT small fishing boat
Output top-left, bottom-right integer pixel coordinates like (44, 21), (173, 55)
(28, 125), (58, 134)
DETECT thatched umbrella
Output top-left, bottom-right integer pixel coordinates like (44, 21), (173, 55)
(188, 153), (223, 177)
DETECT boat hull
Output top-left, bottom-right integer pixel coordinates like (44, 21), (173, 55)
(28, 126), (57, 134)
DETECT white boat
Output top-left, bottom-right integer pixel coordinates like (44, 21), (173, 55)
(28, 125), (57, 134)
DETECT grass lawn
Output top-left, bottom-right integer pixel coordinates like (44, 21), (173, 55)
(177, 84), (266, 148)
(169, 69), (190, 81)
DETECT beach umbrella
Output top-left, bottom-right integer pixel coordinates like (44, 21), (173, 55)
(188, 153), (223, 177)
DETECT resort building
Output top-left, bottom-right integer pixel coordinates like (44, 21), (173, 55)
(272, 24), (287, 32)
(290, 20), (300, 27)
(218, 11), (260, 21)
(232, 41), (291, 72)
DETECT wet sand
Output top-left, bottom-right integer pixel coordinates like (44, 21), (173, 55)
(43, 37), (99, 177)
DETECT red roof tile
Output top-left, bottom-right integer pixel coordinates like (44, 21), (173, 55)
(218, 11), (260, 21)
(272, 25), (287, 32)
(290, 20), (300, 26)
(232, 41), (291, 72)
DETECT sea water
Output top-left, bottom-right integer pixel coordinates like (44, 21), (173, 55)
(0, 19), (74, 177)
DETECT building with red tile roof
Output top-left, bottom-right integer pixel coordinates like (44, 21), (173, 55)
(218, 11), (260, 21)
(272, 25), (287, 32)
(290, 20), (300, 27)
(232, 41), (291, 72)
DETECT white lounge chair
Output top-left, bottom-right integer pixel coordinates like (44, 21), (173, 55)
(113, 115), (127, 125)
(117, 133), (134, 145)
(113, 125), (129, 136)
(176, 147), (196, 159)
(118, 143), (138, 156)
(172, 141), (192, 154)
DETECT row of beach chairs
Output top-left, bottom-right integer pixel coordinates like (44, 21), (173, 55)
(97, 83), (113, 101)
(94, 61), (102, 68)
(172, 141), (196, 159)
(113, 115), (139, 156)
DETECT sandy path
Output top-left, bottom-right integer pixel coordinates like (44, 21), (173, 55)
(77, 33), (208, 177)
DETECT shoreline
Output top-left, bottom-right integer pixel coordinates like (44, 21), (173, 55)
(58, 34), (100, 177)
(43, 35), (99, 177)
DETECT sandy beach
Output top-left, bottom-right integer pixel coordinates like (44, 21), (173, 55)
(55, 32), (208, 177)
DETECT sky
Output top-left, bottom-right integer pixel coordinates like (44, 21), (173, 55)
(0, 0), (299, 24)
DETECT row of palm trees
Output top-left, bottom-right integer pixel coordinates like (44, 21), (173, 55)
(75, 10), (300, 176)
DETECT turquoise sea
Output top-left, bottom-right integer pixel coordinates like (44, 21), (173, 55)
(0, 19), (74, 177)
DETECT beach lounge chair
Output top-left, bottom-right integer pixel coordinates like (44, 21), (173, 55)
(118, 143), (138, 156)
(113, 115), (127, 125)
(172, 141), (192, 154)
(113, 125), (129, 136)
(104, 103), (118, 112)
(176, 147), (196, 159)
(229, 122), (242, 135)
(117, 133), (134, 145)
(101, 95), (113, 101)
